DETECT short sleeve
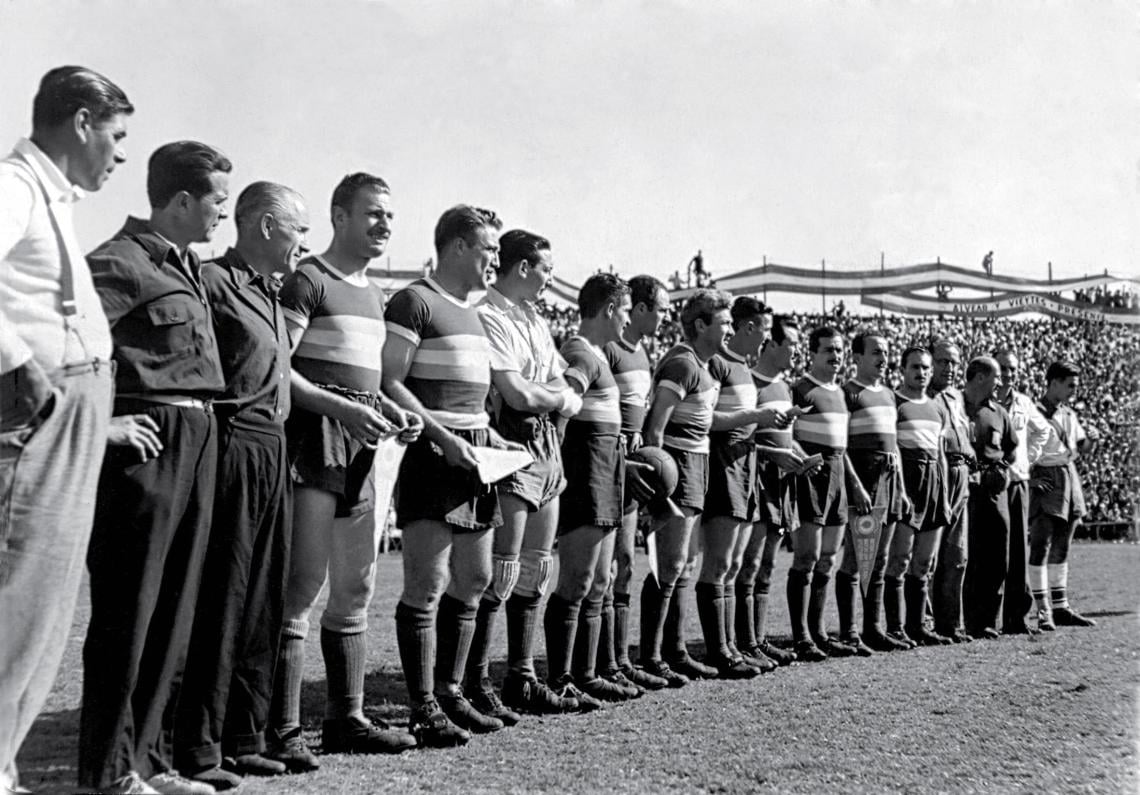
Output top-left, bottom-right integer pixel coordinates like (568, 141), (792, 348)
(791, 379), (812, 409)
(384, 286), (430, 347)
(277, 268), (323, 341)
(477, 309), (520, 373)
(561, 338), (598, 394)
(654, 354), (697, 400)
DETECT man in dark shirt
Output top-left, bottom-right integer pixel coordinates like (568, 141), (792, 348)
(80, 141), (232, 795)
(172, 182), (309, 790)
(961, 356), (1017, 640)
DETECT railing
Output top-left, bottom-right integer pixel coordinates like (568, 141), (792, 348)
(1076, 520), (1138, 542)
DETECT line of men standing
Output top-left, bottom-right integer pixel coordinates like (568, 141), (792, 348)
(0, 65), (1100, 795)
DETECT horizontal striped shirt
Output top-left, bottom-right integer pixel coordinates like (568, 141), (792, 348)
(385, 277), (491, 430)
(561, 335), (621, 434)
(895, 391), (945, 461)
(792, 374), (848, 454)
(279, 255), (384, 393)
(844, 379), (898, 452)
(711, 349), (757, 446)
(752, 368), (794, 448)
(605, 337), (652, 435)
(654, 343), (719, 453)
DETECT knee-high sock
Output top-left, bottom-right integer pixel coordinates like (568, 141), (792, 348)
(613, 592), (633, 668)
(395, 601), (435, 705)
(638, 573), (674, 664)
(808, 572), (831, 641)
(268, 634), (305, 733)
(694, 581), (728, 658)
(903, 575), (927, 636)
(754, 590), (771, 644)
(664, 575), (691, 659)
(723, 587), (738, 651)
(862, 572), (884, 636)
(786, 569), (810, 643)
(836, 571), (859, 638)
(597, 589), (617, 675)
(506, 591), (542, 678)
(572, 596), (604, 681)
(543, 593), (581, 684)
(1047, 563), (1069, 609)
(734, 581), (756, 650)
(321, 628), (367, 720)
(1028, 564), (1049, 612)
(434, 594), (477, 695)
(464, 595), (502, 688)
(884, 575), (905, 633)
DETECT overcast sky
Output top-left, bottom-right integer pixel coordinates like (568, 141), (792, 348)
(1, 1), (1135, 306)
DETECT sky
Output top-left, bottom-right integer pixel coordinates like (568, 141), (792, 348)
(1, 1), (1136, 309)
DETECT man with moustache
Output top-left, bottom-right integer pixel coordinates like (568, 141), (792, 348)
(884, 346), (952, 647)
(786, 326), (855, 661)
(174, 182), (310, 790)
(994, 349), (1049, 635)
(835, 330), (910, 655)
(961, 356), (1017, 640)
(464, 229), (584, 719)
(639, 289), (734, 686)
(0, 65), (132, 795)
(268, 173), (421, 767)
(81, 141), (232, 795)
(927, 339), (974, 643)
(735, 316), (805, 667)
(384, 205), (522, 746)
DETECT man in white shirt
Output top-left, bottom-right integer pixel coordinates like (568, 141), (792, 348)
(0, 66), (133, 795)
(995, 349), (1049, 635)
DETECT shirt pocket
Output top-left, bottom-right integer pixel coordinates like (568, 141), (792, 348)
(145, 295), (197, 355)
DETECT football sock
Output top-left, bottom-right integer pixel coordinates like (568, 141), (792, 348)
(268, 634), (304, 733)
(1048, 562), (1069, 609)
(734, 580), (756, 649)
(723, 587), (738, 650)
(884, 575), (905, 633)
(572, 595), (604, 680)
(836, 570), (858, 637)
(543, 593), (580, 684)
(695, 581), (729, 658)
(664, 575), (691, 659)
(754, 588), (771, 644)
(639, 573), (674, 664)
(506, 591), (542, 678)
(808, 571), (831, 641)
(613, 591), (633, 668)
(434, 594), (477, 695)
(786, 569), (810, 643)
(597, 588), (617, 674)
(465, 595), (502, 687)
(395, 600), (435, 705)
(1028, 564), (1049, 612)
(321, 628), (367, 720)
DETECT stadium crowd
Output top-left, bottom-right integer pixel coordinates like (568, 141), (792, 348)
(1, 65), (1133, 795)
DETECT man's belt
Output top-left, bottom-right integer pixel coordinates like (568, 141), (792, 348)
(117, 393), (214, 412)
(946, 452), (976, 469)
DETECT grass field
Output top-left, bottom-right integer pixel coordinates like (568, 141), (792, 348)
(18, 542), (1140, 794)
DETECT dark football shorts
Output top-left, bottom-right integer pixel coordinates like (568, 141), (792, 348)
(559, 423), (624, 534)
(396, 427), (502, 532)
(796, 450), (848, 526)
(900, 452), (948, 532)
(287, 404), (376, 518)
(704, 439), (756, 522)
(664, 446), (709, 513)
(496, 413), (565, 511)
(849, 449), (908, 523)
(756, 459), (797, 530)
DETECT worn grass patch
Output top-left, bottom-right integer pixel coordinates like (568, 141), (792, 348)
(21, 543), (1140, 794)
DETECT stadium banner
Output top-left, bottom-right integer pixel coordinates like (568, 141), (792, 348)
(697, 262), (1137, 297)
(860, 290), (1140, 325)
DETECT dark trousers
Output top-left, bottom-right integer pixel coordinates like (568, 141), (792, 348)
(1002, 480), (1032, 630)
(964, 482), (1010, 634)
(79, 404), (218, 787)
(175, 424), (291, 771)
(932, 463), (969, 633)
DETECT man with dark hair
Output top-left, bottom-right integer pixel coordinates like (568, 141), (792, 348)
(736, 315), (805, 667)
(547, 272), (640, 708)
(80, 141), (231, 795)
(835, 330), (910, 655)
(384, 205), (520, 746)
(268, 173), (420, 767)
(786, 326), (854, 661)
(0, 65), (131, 795)
(172, 182), (310, 790)
(927, 339), (974, 643)
(884, 346), (952, 647)
(600, 275), (672, 691)
(1029, 361), (1098, 630)
(961, 356), (1017, 640)
(639, 289), (733, 685)
(994, 349), (1049, 635)
(466, 229), (584, 719)
(697, 296), (788, 677)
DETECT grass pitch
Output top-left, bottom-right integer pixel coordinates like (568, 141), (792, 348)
(20, 543), (1140, 794)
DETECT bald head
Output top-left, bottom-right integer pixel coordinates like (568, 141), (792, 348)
(232, 181), (310, 274)
(964, 356), (1002, 402)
